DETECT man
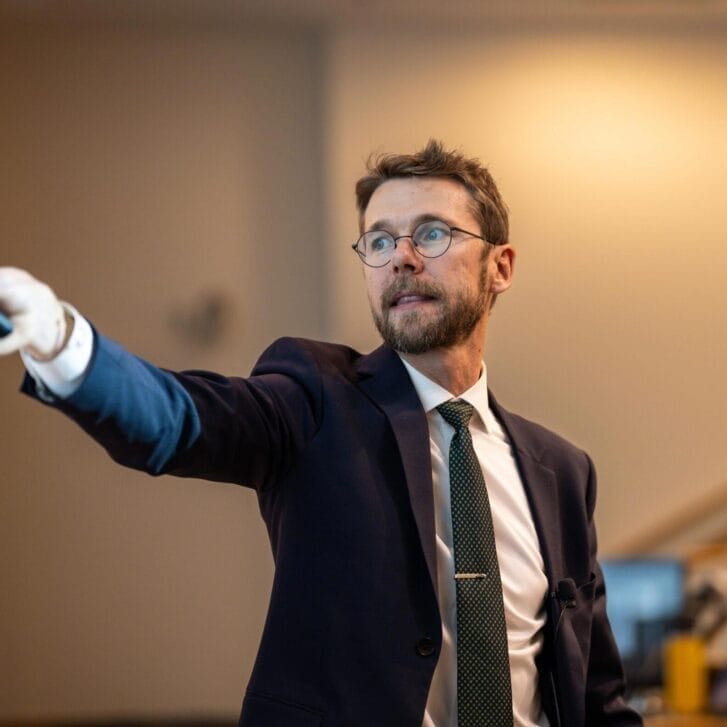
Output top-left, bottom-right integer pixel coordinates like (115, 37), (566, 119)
(0, 141), (642, 726)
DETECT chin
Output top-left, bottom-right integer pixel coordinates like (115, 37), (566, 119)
(382, 320), (449, 355)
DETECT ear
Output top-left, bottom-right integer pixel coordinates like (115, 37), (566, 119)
(490, 244), (515, 295)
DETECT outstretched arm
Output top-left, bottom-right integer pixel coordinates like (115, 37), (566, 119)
(0, 266), (205, 473)
(2, 267), (321, 489)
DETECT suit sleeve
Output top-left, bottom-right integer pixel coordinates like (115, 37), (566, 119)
(583, 454), (644, 724)
(21, 331), (323, 490)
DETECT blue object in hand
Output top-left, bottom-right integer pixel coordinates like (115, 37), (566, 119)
(0, 312), (13, 337)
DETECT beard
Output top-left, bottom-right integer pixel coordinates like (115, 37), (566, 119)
(370, 265), (489, 354)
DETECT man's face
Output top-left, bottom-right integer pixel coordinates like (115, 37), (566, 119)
(362, 176), (504, 354)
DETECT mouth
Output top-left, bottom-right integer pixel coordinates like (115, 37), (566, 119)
(389, 292), (437, 310)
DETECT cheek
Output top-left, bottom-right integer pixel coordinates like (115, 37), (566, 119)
(465, 254), (490, 289)
(363, 274), (383, 306)
(449, 259), (479, 292)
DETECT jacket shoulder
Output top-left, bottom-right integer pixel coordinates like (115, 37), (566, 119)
(492, 395), (591, 470)
(253, 336), (367, 380)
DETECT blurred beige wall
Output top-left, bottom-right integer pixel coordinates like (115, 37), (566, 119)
(0, 20), (325, 720)
(0, 11), (726, 723)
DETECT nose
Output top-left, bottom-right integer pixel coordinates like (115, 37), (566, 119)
(391, 236), (424, 274)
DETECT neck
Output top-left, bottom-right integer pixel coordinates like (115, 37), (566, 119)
(399, 334), (486, 396)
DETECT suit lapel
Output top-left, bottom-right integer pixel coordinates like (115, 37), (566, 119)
(353, 350), (566, 594)
(489, 392), (563, 586)
(356, 345), (438, 595)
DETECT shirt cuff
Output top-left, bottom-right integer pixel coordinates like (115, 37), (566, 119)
(21, 303), (94, 399)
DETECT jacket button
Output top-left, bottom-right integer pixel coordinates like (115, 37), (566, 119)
(416, 637), (435, 657)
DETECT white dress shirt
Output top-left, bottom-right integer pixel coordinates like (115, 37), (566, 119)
(399, 359), (551, 727)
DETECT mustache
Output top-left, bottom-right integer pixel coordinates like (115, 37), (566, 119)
(381, 278), (444, 309)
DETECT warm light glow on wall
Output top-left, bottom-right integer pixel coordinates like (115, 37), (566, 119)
(327, 29), (727, 552)
(425, 38), (726, 214)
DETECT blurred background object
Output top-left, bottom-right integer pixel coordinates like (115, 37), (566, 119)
(0, 0), (725, 724)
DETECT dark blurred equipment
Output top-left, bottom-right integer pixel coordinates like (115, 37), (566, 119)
(603, 556), (727, 717)
(601, 558), (684, 687)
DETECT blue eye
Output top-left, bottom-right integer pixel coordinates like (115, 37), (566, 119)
(414, 221), (450, 248)
(368, 233), (394, 255)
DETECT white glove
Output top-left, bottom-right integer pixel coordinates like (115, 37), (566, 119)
(0, 267), (70, 360)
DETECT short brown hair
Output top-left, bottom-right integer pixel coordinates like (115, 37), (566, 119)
(355, 139), (509, 245)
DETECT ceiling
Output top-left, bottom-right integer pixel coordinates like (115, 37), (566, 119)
(3, 0), (727, 30)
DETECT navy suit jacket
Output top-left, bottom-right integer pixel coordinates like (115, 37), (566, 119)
(24, 333), (642, 727)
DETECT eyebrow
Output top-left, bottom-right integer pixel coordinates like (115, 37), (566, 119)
(366, 213), (455, 234)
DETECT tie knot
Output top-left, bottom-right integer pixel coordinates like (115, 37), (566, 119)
(437, 400), (474, 430)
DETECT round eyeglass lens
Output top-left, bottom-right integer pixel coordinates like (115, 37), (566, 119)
(412, 220), (452, 257)
(360, 231), (395, 265)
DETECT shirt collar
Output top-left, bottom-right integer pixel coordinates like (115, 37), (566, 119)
(398, 355), (495, 433)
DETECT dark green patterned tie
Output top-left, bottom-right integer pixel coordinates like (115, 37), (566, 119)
(437, 400), (513, 727)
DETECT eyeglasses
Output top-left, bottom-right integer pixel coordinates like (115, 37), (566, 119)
(351, 219), (488, 268)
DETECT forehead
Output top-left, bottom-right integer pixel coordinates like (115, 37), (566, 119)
(363, 177), (477, 231)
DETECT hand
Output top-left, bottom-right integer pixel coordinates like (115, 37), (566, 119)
(0, 267), (71, 360)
